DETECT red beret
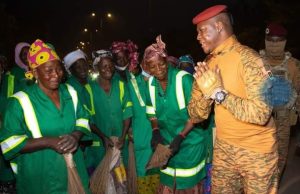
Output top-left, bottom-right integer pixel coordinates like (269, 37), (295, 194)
(192, 5), (227, 25)
(265, 23), (287, 37)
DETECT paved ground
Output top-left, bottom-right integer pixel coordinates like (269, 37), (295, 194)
(278, 127), (300, 194)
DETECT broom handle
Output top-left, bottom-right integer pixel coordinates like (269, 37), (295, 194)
(63, 153), (75, 168)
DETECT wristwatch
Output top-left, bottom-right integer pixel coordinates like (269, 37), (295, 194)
(215, 90), (227, 104)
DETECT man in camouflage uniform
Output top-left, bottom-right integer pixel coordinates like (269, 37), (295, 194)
(188, 5), (278, 194)
(260, 23), (300, 178)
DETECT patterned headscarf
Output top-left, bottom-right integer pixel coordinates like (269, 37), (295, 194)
(15, 42), (30, 71)
(92, 49), (113, 66)
(143, 35), (167, 62)
(179, 55), (195, 66)
(110, 40), (139, 72)
(25, 39), (60, 79)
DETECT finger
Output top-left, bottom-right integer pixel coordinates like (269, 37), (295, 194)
(61, 141), (77, 152)
(58, 136), (68, 145)
(68, 145), (78, 153)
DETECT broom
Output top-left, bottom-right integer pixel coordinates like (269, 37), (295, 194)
(63, 153), (86, 194)
(146, 143), (172, 170)
(90, 147), (113, 194)
(127, 130), (138, 194)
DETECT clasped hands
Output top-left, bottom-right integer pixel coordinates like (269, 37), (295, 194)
(49, 134), (79, 154)
(193, 62), (223, 100)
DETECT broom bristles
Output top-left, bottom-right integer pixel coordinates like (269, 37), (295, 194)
(63, 153), (86, 194)
(146, 144), (172, 170)
(90, 147), (113, 194)
(127, 140), (138, 194)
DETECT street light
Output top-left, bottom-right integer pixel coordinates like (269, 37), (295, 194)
(84, 28), (88, 32)
(91, 12), (96, 17)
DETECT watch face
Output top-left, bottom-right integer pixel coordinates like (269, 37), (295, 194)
(216, 92), (225, 100)
(216, 91), (226, 103)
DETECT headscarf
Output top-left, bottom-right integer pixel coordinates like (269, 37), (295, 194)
(178, 54), (195, 74)
(15, 42), (30, 71)
(110, 40), (139, 72)
(143, 35), (167, 62)
(179, 55), (195, 66)
(92, 49), (113, 67)
(25, 39), (60, 79)
(63, 49), (87, 74)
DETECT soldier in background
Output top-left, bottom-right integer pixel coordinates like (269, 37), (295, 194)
(259, 22), (300, 178)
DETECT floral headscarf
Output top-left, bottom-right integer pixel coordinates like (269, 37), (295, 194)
(25, 39), (60, 79)
(143, 35), (167, 62)
(110, 40), (139, 72)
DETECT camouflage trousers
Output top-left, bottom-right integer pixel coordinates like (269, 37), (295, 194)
(274, 117), (290, 178)
(211, 138), (278, 194)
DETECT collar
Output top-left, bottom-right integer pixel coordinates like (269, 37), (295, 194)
(211, 35), (237, 56)
(33, 83), (70, 102)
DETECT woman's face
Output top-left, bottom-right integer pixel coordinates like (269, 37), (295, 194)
(115, 50), (129, 67)
(146, 55), (168, 81)
(34, 60), (63, 91)
(70, 58), (89, 80)
(97, 57), (115, 80)
(20, 46), (29, 66)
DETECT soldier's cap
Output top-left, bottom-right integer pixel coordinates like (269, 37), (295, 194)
(265, 23), (287, 37)
(192, 5), (227, 25)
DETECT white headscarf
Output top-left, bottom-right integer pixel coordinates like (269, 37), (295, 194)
(63, 49), (87, 74)
(15, 42), (30, 71)
(92, 49), (112, 66)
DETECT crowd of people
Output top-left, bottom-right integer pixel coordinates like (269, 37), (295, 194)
(0, 4), (299, 194)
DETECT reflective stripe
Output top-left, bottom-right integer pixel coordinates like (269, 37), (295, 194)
(76, 118), (90, 131)
(130, 73), (145, 107)
(176, 71), (189, 110)
(126, 101), (133, 107)
(119, 81), (124, 104)
(148, 76), (156, 110)
(146, 106), (155, 115)
(13, 92), (42, 138)
(10, 162), (17, 174)
(7, 72), (14, 97)
(92, 141), (101, 146)
(1, 135), (27, 154)
(84, 84), (95, 115)
(66, 84), (78, 115)
(160, 159), (206, 178)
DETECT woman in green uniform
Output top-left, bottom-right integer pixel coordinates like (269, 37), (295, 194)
(0, 39), (91, 194)
(126, 61), (160, 193)
(86, 49), (132, 171)
(144, 35), (209, 193)
(0, 55), (16, 193)
(63, 49), (95, 115)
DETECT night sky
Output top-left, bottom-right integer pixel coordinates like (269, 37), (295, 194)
(1, 0), (299, 62)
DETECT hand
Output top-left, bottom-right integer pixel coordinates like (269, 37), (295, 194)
(116, 137), (125, 150)
(47, 137), (64, 154)
(57, 134), (79, 153)
(151, 129), (164, 150)
(169, 134), (184, 155)
(103, 136), (114, 150)
(194, 65), (223, 99)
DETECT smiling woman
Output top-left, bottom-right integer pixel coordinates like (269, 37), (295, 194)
(0, 39), (91, 194)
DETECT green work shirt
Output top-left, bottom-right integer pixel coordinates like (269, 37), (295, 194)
(0, 84), (91, 194)
(127, 72), (154, 177)
(146, 65), (209, 190)
(86, 77), (133, 167)
(66, 76), (95, 115)
(0, 66), (30, 182)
